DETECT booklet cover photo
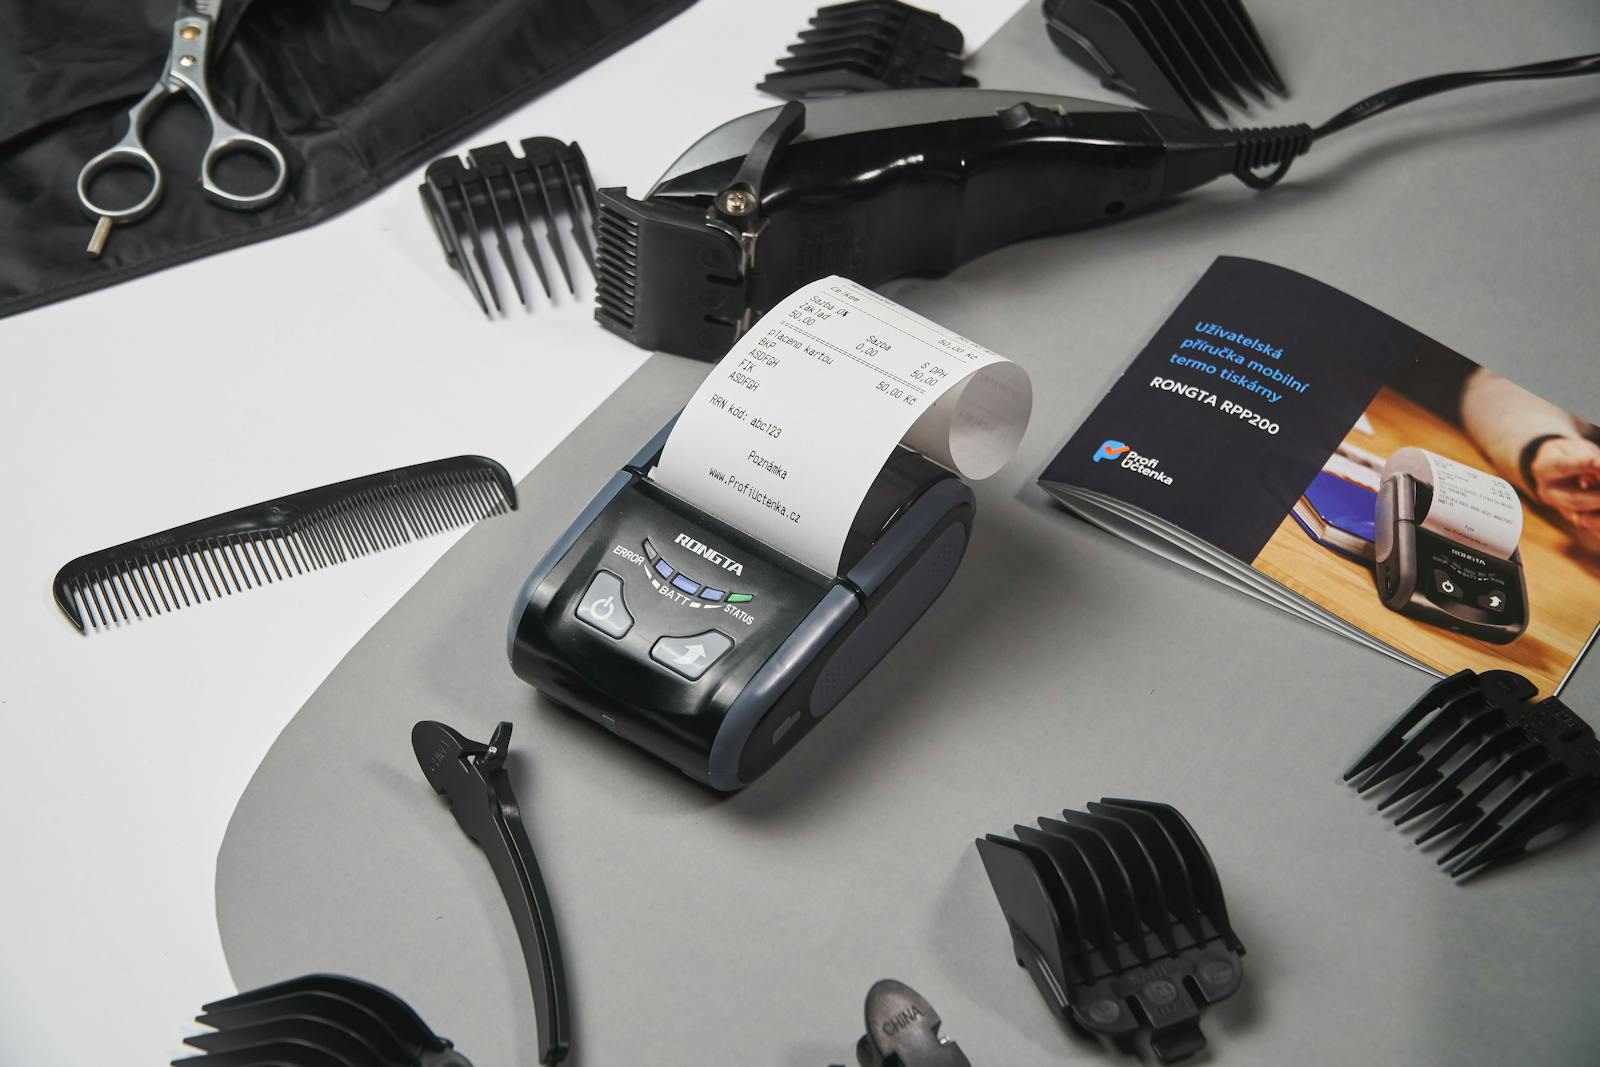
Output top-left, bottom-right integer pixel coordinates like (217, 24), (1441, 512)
(1041, 256), (1600, 695)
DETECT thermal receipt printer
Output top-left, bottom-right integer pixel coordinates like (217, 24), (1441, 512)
(1373, 447), (1528, 645)
(507, 419), (974, 790)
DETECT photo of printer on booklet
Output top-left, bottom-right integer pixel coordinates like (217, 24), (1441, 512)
(1040, 256), (1600, 695)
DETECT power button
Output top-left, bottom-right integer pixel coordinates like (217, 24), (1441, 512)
(576, 570), (633, 638)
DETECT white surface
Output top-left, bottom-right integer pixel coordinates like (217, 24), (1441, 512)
(653, 276), (1030, 573)
(0, 2), (1013, 1061)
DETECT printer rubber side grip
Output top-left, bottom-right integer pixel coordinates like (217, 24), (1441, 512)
(1374, 474), (1418, 610)
(717, 482), (975, 788)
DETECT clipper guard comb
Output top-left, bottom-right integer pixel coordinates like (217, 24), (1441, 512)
(420, 138), (598, 317)
(173, 974), (473, 1067)
(977, 799), (1244, 1064)
(758, 1), (975, 100)
(53, 456), (516, 634)
(1346, 669), (1600, 880)
(1042, 0), (1285, 123)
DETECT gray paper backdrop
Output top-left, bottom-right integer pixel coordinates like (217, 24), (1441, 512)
(216, 3), (1600, 1064)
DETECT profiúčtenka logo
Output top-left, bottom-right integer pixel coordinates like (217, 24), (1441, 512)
(1093, 439), (1173, 485)
(1094, 440), (1131, 463)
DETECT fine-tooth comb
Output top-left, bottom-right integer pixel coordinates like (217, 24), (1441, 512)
(173, 973), (474, 1067)
(1042, 0), (1286, 124)
(53, 456), (516, 634)
(1345, 669), (1600, 880)
(757, 1), (976, 100)
(977, 799), (1245, 1064)
(420, 137), (598, 317)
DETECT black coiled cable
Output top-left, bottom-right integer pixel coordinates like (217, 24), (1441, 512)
(1231, 52), (1600, 189)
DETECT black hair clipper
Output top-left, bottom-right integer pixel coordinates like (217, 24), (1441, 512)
(593, 89), (1308, 359)
(595, 47), (1600, 359)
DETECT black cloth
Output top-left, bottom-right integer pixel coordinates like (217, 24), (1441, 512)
(0, 0), (699, 318)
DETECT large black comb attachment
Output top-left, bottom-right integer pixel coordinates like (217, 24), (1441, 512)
(173, 973), (473, 1067)
(1042, 0), (1286, 124)
(977, 799), (1244, 1064)
(758, 1), (975, 100)
(53, 456), (516, 634)
(1346, 669), (1600, 879)
(421, 138), (597, 317)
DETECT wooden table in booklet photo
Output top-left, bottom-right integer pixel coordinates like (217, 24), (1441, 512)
(1253, 389), (1600, 695)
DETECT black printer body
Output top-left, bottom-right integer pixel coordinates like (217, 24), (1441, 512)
(508, 420), (974, 790)
(1373, 472), (1529, 645)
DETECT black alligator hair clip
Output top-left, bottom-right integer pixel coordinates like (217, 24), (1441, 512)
(412, 720), (571, 1064)
(1346, 669), (1600, 879)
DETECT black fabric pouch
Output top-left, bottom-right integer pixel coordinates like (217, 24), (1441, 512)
(0, 0), (699, 319)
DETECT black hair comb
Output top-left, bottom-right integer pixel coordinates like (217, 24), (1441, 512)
(758, 1), (975, 100)
(420, 138), (597, 317)
(1346, 669), (1600, 880)
(1042, 0), (1285, 123)
(977, 799), (1245, 1063)
(53, 456), (515, 634)
(174, 973), (473, 1067)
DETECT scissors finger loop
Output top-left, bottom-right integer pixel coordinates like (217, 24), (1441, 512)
(200, 127), (289, 211)
(77, 143), (165, 223)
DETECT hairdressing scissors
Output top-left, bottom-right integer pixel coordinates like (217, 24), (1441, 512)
(76, 0), (288, 258)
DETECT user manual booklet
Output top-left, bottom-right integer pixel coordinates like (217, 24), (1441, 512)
(1040, 256), (1600, 695)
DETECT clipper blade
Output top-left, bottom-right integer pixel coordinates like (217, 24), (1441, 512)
(1346, 669), (1600, 880)
(977, 799), (1244, 1064)
(173, 974), (472, 1067)
(758, 1), (975, 100)
(53, 456), (516, 634)
(420, 138), (597, 317)
(1042, 0), (1286, 123)
(592, 187), (747, 360)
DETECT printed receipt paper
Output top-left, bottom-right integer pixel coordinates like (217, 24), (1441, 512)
(652, 277), (1032, 574)
(1383, 447), (1524, 560)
